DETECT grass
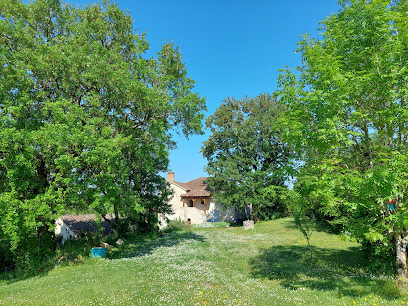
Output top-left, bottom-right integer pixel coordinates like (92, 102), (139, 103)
(0, 217), (407, 305)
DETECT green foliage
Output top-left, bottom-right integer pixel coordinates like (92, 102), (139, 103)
(0, 231), (13, 270)
(202, 94), (292, 221)
(54, 232), (117, 268)
(164, 219), (185, 232)
(276, 0), (408, 274)
(0, 0), (205, 271)
(362, 239), (395, 275)
(283, 189), (316, 262)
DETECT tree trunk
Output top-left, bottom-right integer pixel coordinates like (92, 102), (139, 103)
(113, 203), (121, 234)
(306, 234), (313, 263)
(114, 203), (119, 222)
(395, 233), (408, 278)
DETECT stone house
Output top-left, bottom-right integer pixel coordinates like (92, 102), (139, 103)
(159, 172), (238, 228)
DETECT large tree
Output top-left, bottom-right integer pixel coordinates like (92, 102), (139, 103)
(276, 0), (408, 276)
(0, 0), (205, 269)
(202, 94), (292, 221)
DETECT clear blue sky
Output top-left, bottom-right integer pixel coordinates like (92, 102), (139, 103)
(68, 0), (341, 183)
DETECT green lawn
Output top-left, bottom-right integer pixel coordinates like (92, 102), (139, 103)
(0, 218), (407, 305)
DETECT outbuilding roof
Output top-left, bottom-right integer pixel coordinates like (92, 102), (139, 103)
(59, 214), (114, 236)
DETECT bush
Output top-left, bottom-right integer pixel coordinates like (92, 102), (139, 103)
(361, 239), (394, 275)
(13, 230), (57, 275)
(165, 220), (185, 232)
(54, 232), (119, 267)
(255, 203), (288, 221)
(0, 236), (13, 271)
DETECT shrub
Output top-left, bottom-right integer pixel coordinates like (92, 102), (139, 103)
(0, 235), (13, 271)
(361, 239), (394, 275)
(165, 220), (185, 232)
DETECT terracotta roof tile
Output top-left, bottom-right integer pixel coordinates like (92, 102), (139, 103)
(61, 214), (114, 236)
(172, 181), (190, 190)
(180, 177), (211, 197)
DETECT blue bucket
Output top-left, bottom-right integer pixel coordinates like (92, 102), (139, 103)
(91, 247), (107, 258)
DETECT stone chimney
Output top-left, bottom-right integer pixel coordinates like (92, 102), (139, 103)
(167, 172), (175, 182)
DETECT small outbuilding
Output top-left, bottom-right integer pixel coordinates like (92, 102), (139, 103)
(55, 214), (114, 244)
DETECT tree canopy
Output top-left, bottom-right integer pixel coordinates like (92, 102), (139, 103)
(276, 0), (408, 276)
(202, 94), (292, 221)
(0, 0), (205, 269)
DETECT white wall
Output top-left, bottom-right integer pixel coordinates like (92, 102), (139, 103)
(159, 183), (241, 229)
(158, 206), (206, 229)
(55, 217), (76, 244)
(168, 183), (186, 211)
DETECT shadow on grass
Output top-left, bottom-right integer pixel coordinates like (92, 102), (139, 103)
(0, 260), (55, 285)
(108, 230), (206, 260)
(0, 231), (206, 284)
(249, 245), (401, 300)
(0, 235), (102, 284)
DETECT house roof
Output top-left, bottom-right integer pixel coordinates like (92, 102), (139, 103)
(172, 181), (190, 190)
(178, 177), (212, 198)
(59, 214), (114, 236)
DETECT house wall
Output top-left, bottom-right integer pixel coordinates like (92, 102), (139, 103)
(178, 196), (217, 219)
(158, 183), (240, 229)
(55, 217), (76, 244)
(159, 183), (186, 228)
(181, 207), (206, 224)
(168, 183), (186, 211)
